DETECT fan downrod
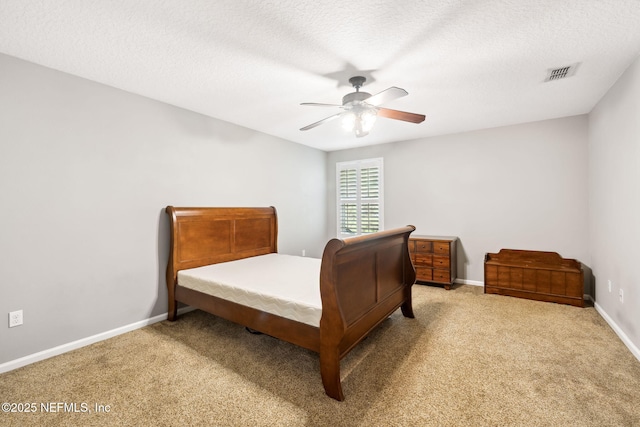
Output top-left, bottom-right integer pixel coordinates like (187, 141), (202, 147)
(349, 76), (366, 91)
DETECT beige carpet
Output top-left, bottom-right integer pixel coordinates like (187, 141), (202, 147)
(2, 285), (639, 426)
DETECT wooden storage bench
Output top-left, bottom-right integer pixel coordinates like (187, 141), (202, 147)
(484, 249), (584, 307)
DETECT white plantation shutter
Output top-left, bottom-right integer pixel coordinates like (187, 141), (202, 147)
(336, 158), (384, 237)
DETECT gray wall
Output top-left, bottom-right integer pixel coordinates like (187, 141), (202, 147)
(588, 54), (640, 353)
(2, 47), (639, 366)
(327, 116), (590, 284)
(0, 54), (327, 363)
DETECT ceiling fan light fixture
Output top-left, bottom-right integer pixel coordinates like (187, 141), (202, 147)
(341, 110), (357, 131)
(359, 107), (378, 132)
(341, 104), (378, 137)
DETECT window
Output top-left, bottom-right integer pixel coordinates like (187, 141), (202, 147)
(336, 158), (384, 237)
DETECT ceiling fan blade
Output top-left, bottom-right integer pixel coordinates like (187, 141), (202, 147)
(301, 102), (343, 107)
(377, 108), (426, 124)
(364, 87), (408, 106)
(300, 113), (343, 131)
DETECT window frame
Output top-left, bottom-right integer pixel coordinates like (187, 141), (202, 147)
(335, 157), (384, 238)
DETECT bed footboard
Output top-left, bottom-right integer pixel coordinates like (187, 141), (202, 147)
(165, 205), (416, 401)
(319, 226), (416, 401)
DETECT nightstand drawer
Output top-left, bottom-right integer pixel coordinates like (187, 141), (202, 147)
(433, 255), (450, 268)
(415, 240), (433, 252)
(416, 267), (433, 282)
(415, 253), (433, 267)
(434, 242), (450, 254)
(433, 269), (451, 283)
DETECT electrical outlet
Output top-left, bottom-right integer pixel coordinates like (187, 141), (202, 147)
(608, 280), (612, 292)
(619, 289), (624, 304)
(302, 249), (306, 257)
(9, 310), (23, 328)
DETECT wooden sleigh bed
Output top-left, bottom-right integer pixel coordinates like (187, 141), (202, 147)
(165, 206), (416, 401)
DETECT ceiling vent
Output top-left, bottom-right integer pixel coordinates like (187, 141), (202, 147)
(545, 63), (579, 82)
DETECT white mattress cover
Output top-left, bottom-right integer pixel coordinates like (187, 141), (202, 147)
(177, 253), (322, 327)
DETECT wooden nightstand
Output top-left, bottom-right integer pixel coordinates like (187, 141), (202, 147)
(409, 235), (458, 290)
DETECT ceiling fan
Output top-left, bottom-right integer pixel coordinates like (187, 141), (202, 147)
(300, 76), (426, 138)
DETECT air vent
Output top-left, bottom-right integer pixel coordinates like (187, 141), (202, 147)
(545, 63), (579, 82)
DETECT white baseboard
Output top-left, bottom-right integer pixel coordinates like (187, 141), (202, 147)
(454, 278), (484, 287)
(0, 306), (195, 375)
(594, 302), (640, 362)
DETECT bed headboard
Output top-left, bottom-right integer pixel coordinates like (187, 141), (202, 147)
(165, 206), (278, 287)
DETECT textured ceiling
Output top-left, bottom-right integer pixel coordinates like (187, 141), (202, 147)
(1, 0), (640, 151)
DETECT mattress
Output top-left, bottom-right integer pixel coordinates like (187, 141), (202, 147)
(177, 253), (322, 327)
